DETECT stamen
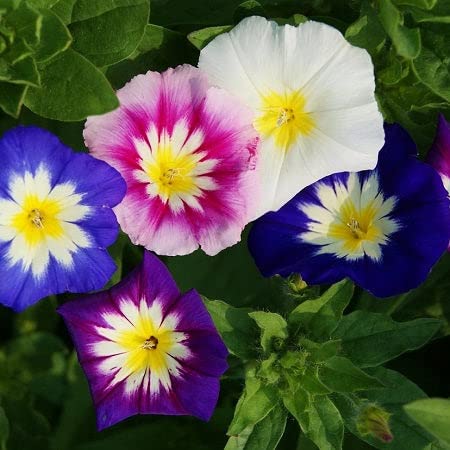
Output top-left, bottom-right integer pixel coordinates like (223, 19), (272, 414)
(346, 217), (365, 239)
(276, 108), (295, 127)
(29, 209), (44, 228)
(142, 335), (159, 350)
(160, 168), (180, 186)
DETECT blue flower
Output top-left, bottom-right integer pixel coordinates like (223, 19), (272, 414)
(0, 126), (126, 311)
(249, 124), (450, 297)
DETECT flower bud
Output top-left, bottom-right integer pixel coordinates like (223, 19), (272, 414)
(357, 404), (394, 444)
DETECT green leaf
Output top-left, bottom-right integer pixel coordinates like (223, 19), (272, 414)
(332, 311), (441, 367)
(69, 0), (150, 66)
(404, 399), (450, 447)
(300, 366), (332, 395)
(334, 367), (436, 450)
(0, 405), (9, 450)
(287, 393), (344, 450)
(34, 7), (72, 62)
(0, 81), (27, 117)
(249, 311), (288, 353)
(203, 298), (259, 360)
(0, 53), (40, 86)
(225, 405), (287, 450)
(51, 0), (77, 24)
(289, 279), (353, 341)
(408, 3), (450, 23)
(25, 48), (119, 121)
(393, 0), (437, 9)
(318, 356), (384, 393)
(228, 374), (279, 436)
(413, 24), (450, 103)
(378, 0), (421, 59)
(188, 25), (232, 50)
(345, 1), (386, 56)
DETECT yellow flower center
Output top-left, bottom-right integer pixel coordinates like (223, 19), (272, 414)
(254, 90), (315, 150)
(144, 145), (198, 201)
(327, 198), (384, 255)
(11, 194), (64, 247)
(116, 313), (184, 376)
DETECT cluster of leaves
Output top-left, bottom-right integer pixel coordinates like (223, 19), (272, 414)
(0, 0), (150, 120)
(206, 280), (447, 450)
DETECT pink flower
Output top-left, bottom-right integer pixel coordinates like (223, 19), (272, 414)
(84, 65), (258, 256)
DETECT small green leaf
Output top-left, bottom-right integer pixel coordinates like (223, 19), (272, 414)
(228, 375), (279, 436)
(393, 0), (437, 9)
(289, 279), (353, 341)
(286, 393), (344, 450)
(301, 366), (332, 395)
(345, 1), (386, 56)
(203, 298), (259, 360)
(0, 53), (40, 86)
(249, 311), (288, 353)
(233, 0), (266, 23)
(188, 25), (232, 50)
(34, 7), (72, 62)
(0, 405), (9, 450)
(225, 405), (287, 450)
(0, 81), (27, 117)
(404, 399), (450, 447)
(25, 48), (119, 121)
(318, 356), (384, 393)
(332, 311), (441, 367)
(69, 0), (150, 66)
(378, 0), (421, 59)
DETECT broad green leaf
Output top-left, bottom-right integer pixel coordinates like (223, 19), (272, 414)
(34, 7), (72, 62)
(378, 0), (421, 59)
(334, 368), (436, 450)
(203, 298), (259, 360)
(249, 311), (288, 353)
(69, 0), (150, 66)
(51, 0), (77, 24)
(301, 366), (332, 395)
(0, 405), (9, 450)
(188, 25), (232, 50)
(302, 339), (341, 363)
(413, 24), (450, 103)
(282, 382), (310, 425)
(228, 375), (279, 436)
(408, 3), (450, 23)
(25, 48), (119, 121)
(225, 405), (287, 450)
(404, 399), (450, 447)
(0, 53), (40, 86)
(289, 279), (353, 341)
(332, 311), (441, 367)
(345, 1), (386, 56)
(318, 356), (384, 393)
(27, 0), (60, 8)
(0, 82), (27, 117)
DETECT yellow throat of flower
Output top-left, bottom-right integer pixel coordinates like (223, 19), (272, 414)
(254, 90), (315, 150)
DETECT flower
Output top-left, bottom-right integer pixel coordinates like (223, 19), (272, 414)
(248, 124), (450, 297)
(427, 114), (450, 249)
(84, 64), (258, 256)
(198, 16), (384, 218)
(0, 126), (126, 312)
(58, 251), (228, 430)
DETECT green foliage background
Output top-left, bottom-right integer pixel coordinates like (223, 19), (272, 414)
(1, 0), (450, 449)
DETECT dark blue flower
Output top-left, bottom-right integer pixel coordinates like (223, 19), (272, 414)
(0, 126), (126, 311)
(249, 124), (450, 297)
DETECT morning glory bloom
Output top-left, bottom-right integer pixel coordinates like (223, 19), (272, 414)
(84, 64), (258, 256)
(58, 251), (228, 430)
(249, 124), (450, 297)
(427, 114), (450, 249)
(199, 16), (384, 218)
(0, 126), (126, 312)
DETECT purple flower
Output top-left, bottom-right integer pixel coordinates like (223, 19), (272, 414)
(427, 114), (450, 250)
(0, 126), (126, 311)
(58, 251), (228, 430)
(249, 124), (450, 297)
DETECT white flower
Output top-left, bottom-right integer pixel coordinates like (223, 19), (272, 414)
(199, 16), (385, 218)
